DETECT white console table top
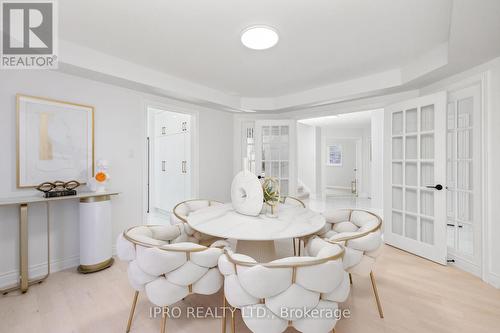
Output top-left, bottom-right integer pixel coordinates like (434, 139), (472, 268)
(187, 203), (325, 241)
(0, 191), (120, 206)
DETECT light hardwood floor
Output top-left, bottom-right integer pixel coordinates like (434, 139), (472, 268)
(1, 243), (499, 333)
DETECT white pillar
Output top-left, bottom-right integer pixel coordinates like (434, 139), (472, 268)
(78, 195), (113, 273)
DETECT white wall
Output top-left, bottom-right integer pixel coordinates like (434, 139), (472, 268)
(297, 123), (316, 194)
(314, 128), (323, 197)
(0, 70), (233, 288)
(370, 109), (385, 209)
(362, 127), (372, 197)
(198, 108), (234, 200)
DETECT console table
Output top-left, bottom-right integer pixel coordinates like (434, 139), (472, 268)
(0, 191), (119, 294)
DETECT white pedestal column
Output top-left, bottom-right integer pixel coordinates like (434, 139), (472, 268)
(236, 240), (277, 262)
(78, 195), (114, 273)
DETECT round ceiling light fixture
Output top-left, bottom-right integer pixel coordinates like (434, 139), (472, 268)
(241, 26), (279, 50)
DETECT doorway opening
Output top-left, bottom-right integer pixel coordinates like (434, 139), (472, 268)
(297, 110), (384, 213)
(146, 106), (192, 225)
(324, 137), (362, 198)
(295, 86), (483, 278)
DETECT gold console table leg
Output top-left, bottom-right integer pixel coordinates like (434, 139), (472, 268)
(1, 202), (51, 295)
(19, 203), (29, 293)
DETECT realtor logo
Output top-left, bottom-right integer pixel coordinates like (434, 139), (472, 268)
(1, 0), (57, 69)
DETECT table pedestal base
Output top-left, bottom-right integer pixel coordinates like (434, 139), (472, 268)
(78, 258), (114, 274)
(236, 240), (277, 262)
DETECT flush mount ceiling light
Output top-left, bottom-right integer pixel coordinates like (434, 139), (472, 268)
(241, 26), (279, 50)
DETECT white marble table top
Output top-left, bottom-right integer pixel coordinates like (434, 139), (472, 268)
(187, 203), (325, 241)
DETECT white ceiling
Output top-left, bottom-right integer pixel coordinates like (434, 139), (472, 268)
(58, 0), (500, 112)
(60, 0), (452, 97)
(299, 110), (373, 128)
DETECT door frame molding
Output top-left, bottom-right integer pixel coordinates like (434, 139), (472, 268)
(142, 99), (200, 224)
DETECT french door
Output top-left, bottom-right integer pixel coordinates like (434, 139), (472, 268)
(254, 120), (296, 196)
(446, 85), (482, 273)
(384, 92), (447, 264)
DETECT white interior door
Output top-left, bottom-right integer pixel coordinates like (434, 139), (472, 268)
(155, 134), (182, 212)
(183, 121), (191, 196)
(150, 109), (192, 214)
(384, 92), (447, 264)
(154, 136), (167, 211)
(446, 85), (482, 273)
(255, 120), (296, 196)
(171, 133), (187, 208)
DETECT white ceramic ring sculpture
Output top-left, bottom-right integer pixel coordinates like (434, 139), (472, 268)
(231, 159), (263, 216)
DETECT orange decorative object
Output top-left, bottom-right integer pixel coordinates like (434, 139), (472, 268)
(95, 172), (107, 183)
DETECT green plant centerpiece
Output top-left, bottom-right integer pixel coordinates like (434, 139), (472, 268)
(262, 177), (280, 217)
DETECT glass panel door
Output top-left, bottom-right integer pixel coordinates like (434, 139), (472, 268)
(385, 92), (447, 264)
(242, 121), (256, 174)
(255, 120), (296, 197)
(446, 85), (482, 269)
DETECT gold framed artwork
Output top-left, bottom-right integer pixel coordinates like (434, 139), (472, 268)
(16, 94), (94, 188)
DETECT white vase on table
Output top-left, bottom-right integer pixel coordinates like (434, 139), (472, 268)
(231, 158), (264, 216)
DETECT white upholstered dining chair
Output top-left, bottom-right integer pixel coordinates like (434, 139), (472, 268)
(218, 237), (350, 333)
(171, 199), (224, 245)
(317, 209), (384, 318)
(116, 224), (227, 333)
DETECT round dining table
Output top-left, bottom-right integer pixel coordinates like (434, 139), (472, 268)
(186, 202), (325, 262)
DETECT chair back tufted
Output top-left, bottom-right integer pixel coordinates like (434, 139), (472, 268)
(319, 209), (383, 275)
(116, 224), (227, 307)
(218, 238), (350, 333)
(279, 196), (306, 208)
(170, 199), (223, 242)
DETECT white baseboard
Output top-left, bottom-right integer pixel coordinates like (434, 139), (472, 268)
(326, 185), (351, 190)
(449, 253), (500, 289)
(449, 255), (481, 278)
(485, 271), (500, 289)
(0, 254), (80, 289)
(0, 245), (119, 289)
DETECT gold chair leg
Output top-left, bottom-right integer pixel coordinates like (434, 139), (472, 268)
(126, 291), (139, 333)
(298, 239), (302, 256)
(230, 307), (235, 333)
(349, 273), (353, 285)
(369, 271), (384, 318)
(222, 293), (227, 333)
(293, 238), (297, 256)
(160, 306), (168, 333)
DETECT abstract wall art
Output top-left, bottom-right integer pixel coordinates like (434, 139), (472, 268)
(17, 94), (94, 187)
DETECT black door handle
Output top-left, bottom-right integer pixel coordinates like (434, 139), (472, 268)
(426, 184), (443, 190)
